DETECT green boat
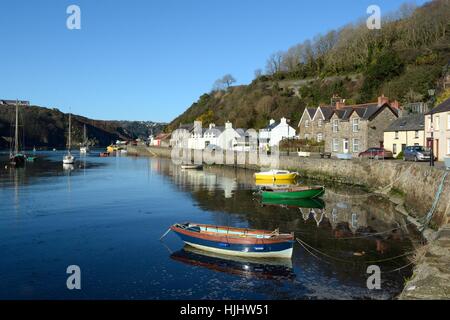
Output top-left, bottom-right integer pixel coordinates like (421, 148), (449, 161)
(261, 185), (325, 200)
(262, 197), (325, 209)
(26, 155), (38, 162)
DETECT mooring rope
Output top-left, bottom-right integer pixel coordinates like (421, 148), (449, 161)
(296, 237), (416, 265)
(327, 220), (417, 241)
(420, 171), (449, 231)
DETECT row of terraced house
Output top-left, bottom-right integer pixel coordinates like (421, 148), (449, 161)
(297, 95), (450, 162)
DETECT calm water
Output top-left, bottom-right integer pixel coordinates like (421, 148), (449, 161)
(0, 151), (421, 300)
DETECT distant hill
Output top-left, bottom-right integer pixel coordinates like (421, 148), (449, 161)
(168, 0), (450, 131)
(0, 104), (166, 150)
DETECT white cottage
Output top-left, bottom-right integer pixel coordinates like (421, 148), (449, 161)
(187, 121), (206, 150)
(259, 118), (296, 147)
(216, 121), (241, 150)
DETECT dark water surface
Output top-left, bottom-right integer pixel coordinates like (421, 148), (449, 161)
(0, 151), (421, 299)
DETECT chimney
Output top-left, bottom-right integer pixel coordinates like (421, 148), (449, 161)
(269, 119), (275, 125)
(225, 121), (232, 129)
(209, 123), (215, 129)
(390, 100), (400, 110)
(377, 94), (389, 106)
(280, 117), (287, 124)
(335, 101), (346, 110)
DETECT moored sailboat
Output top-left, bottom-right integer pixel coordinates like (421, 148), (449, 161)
(9, 101), (25, 167)
(63, 112), (75, 165)
(80, 124), (89, 154)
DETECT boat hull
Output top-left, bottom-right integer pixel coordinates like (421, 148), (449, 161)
(184, 242), (293, 258)
(9, 154), (25, 167)
(262, 187), (325, 200)
(254, 173), (297, 180)
(171, 224), (294, 259)
(181, 165), (203, 170)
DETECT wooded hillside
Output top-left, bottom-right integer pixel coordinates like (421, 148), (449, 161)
(168, 0), (450, 131)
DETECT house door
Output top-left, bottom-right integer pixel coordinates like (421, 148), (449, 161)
(435, 139), (439, 159)
(343, 139), (349, 153)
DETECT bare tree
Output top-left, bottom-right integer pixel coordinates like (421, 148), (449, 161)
(266, 51), (284, 75)
(254, 68), (263, 79)
(213, 74), (236, 91)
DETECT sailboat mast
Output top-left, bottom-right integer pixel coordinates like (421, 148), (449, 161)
(68, 113), (72, 151)
(83, 124), (87, 145)
(14, 100), (19, 154)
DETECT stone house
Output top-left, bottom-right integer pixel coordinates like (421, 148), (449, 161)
(323, 96), (400, 156)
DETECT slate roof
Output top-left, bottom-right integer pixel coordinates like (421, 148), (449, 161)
(425, 97), (450, 115)
(307, 108), (316, 119)
(204, 126), (224, 136)
(264, 121), (280, 130)
(178, 123), (194, 131)
(330, 103), (398, 121)
(384, 114), (425, 132)
(318, 106), (335, 120)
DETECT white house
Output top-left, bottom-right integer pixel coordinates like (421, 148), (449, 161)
(188, 121), (206, 150)
(216, 121), (241, 150)
(259, 118), (296, 147)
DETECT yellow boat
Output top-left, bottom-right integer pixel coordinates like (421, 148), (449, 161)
(106, 145), (117, 153)
(254, 170), (298, 181)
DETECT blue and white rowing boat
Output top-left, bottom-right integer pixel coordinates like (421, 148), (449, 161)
(169, 223), (294, 258)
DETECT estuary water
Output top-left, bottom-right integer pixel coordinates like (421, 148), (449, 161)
(0, 151), (421, 299)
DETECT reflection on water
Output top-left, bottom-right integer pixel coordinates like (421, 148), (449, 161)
(171, 246), (295, 281)
(0, 152), (421, 300)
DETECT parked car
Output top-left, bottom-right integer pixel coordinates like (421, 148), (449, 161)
(358, 148), (393, 159)
(403, 146), (432, 162)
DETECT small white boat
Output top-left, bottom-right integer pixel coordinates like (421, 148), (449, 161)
(80, 146), (89, 154)
(181, 164), (203, 170)
(336, 153), (352, 160)
(63, 153), (75, 164)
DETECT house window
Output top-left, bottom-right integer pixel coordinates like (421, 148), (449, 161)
(333, 120), (339, 132)
(435, 116), (440, 131)
(305, 120), (310, 128)
(393, 144), (397, 155)
(332, 139), (339, 152)
(318, 119), (323, 127)
(352, 118), (359, 132)
(415, 131), (419, 139)
(352, 139), (360, 152)
(317, 133), (323, 142)
(395, 131), (399, 139)
(447, 113), (450, 130)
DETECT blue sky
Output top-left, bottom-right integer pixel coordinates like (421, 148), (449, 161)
(0, 0), (427, 122)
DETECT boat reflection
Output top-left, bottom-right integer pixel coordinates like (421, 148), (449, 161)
(261, 197), (325, 209)
(254, 180), (296, 188)
(171, 245), (295, 281)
